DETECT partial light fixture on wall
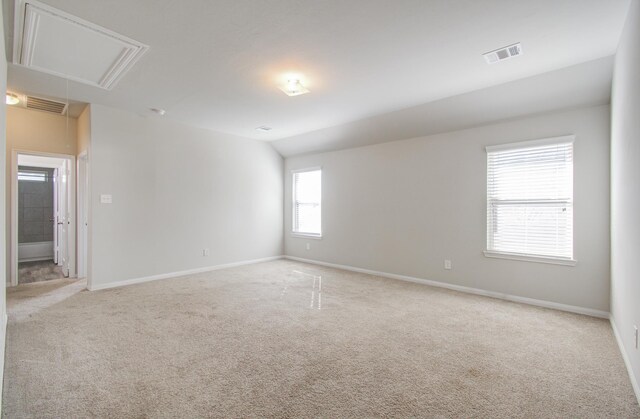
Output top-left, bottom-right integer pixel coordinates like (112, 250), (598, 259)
(6, 92), (20, 105)
(278, 79), (310, 96)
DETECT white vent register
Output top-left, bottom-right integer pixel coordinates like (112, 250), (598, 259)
(483, 43), (523, 64)
(26, 95), (67, 115)
(13, 0), (149, 89)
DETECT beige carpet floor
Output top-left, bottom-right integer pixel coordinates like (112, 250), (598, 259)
(3, 260), (639, 418)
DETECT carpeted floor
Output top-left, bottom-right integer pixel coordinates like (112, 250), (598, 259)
(18, 260), (65, 284)
(3, 260), (639, 418)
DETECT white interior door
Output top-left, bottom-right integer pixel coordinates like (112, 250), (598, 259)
(57, 161), (69, 277)
(53, 168), (59, 264)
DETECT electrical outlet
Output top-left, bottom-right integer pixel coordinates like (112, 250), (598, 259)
(203, 248), (210, 256)
(306, 243), (311, 251)
(444, 259), (452, 270)
(634, 325), (638, 349)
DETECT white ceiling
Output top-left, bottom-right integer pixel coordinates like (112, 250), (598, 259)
(3, 0), (631, 141)
(272, 56), (614, 156)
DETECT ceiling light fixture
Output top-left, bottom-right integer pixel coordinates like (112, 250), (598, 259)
(6, 93), (20, 105)
(278, 79), (310, 96)
(150, 108), (166, 116)
(255, 126), (272, 132)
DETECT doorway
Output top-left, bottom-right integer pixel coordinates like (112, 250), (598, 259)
(10, 151), (76, 286)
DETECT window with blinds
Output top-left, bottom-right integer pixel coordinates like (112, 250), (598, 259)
(292, 168), (322, 237)
(485, 136), (574, 263)
(18, 169), (49, 182)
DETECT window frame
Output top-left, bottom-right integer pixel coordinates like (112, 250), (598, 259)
(484, 135), (577, 266)
(291, 167), (322, 239)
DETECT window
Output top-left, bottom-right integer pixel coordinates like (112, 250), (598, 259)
(18, 170), (48, 182)
(485, 136), (575, 264)
(292, 168), (321, 237)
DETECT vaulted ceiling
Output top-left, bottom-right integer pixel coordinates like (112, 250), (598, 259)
(3, 0), (631, 150)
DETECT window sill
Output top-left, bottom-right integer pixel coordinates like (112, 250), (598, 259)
(291, 233), (322, 240)
(483, 250), (576, 266)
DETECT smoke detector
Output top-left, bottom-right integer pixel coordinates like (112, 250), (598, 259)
(255, 126), (272, 132)
(483, 43), (523, 64)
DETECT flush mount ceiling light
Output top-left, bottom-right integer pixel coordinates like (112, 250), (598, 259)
(278, 79), (310, 96)
(483, 43), (523, 64)
(255, 126), (272, 132)
(6, 93), (20, 105)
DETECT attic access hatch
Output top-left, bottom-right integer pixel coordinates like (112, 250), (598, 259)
(12, 0), (148, 90)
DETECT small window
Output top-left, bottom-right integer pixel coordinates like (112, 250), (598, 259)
(485, 136), (574, 264)
(18, 170), (48, 182)
(292, 168), (321, 237)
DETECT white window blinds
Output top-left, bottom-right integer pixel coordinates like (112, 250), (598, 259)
(293, 169), (321, 236)
(486, 137), (574, 261)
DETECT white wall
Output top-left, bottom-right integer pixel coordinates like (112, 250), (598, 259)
(5, 107), (77, 155)
(611, 0), (640, 400)
(285, 105), (610, 312)
(77, 106), (90, 156)
(88, 105), (283, 288)
(0, 2), (8, 410)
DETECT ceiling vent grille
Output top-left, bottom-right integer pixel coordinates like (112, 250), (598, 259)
(26, 96), (68, 115)
(483, 43), (523, 64)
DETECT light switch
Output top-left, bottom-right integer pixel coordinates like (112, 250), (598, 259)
(100, 194), (113, 204)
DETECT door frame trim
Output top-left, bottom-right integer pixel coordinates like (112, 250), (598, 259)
(76, 151), (89, 282)
(10, 149), (77, 286)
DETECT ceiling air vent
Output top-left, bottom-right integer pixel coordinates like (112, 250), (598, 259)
(483, 43), (523, 64)
(26, 96), (68, 115)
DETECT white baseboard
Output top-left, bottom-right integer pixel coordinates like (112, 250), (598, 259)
(88, 256), (284, 291)
(284, 255), (609, 319)
(610, 316), (640, 405)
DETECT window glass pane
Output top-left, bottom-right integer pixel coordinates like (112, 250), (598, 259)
(18, 171), (47, 182)
(490, 203), (573, 258)
(487, 140), (573, 260)
(293, 169), (321, 235)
